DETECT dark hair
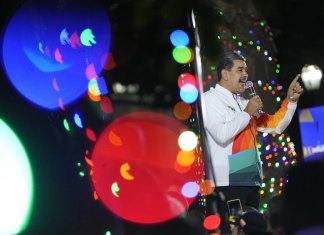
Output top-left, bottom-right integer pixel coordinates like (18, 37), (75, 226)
(238, 210), (268, 235)
(216, 51), (247, 80)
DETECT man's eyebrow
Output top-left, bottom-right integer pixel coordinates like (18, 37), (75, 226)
(236, 66), (247, 70)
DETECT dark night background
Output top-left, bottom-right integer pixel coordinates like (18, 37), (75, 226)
(255, 0), (324, 156)
(1, 0), (324, 234)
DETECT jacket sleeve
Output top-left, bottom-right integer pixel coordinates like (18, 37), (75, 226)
(256, 99), (297, 134)
(203, 94), (251, 146)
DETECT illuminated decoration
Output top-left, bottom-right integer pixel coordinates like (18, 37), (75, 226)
(88, 79), (101, 101)
(70, 32), (82, 48)
(181, 181), (200, 198)
(170, 29), (194, 65)
(178, 131), (198, 151)
(80, 28), (96, 47)
(112, 82), (127, 94)
(80, 155), (93, 178)
(301, 64), (322, 90)
(90, 112), (202, 224)
(63, 119), (70, 131)
(111, 182), (120, 198)
(100, 96), (114, 114)
(52, 78), (60, 92)
(74, 113), (83, 128)
(175, 69), (198, 105)
(85, 156), (94, 167)
(173, 101), (193, 120)
(86, 63), (99, 80)
(54, 48), (63, 63)
(203, 215), (221, 230)
(59, 28), (70, 45)
(0, 119), (33, 235)
(177, 74), (198, 105)
(258, 131), (297, 213)
(1, 1), (111, 109)
(120, 163), (135, 180)
(97, 77), (109, 95)
(88, 79), (100, 94)
(86, 128), (97, 142)
(88, 89), (101, 102)
(108, 130), (123, 146)
(170, 27), (207, 229)
(170, 29), (189, 47)
(172, 46), (194, 64)
(177, 150), (195, 166)
(256, 80), (284, 103)
(178, 73), (197, 88)
(199, 179), (215, 196)
(179, 83), (199, 103)
(58, 98), (65, 110)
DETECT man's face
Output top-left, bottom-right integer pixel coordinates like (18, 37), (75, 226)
(223, 59), (248, 94)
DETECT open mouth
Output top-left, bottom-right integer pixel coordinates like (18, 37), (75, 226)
(239, 78), (247, 87)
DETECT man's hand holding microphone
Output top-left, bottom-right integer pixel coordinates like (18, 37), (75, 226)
(243, 74), (303, 116)
(244, 81), (263, 116)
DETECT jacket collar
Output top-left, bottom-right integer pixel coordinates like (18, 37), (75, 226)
(215, 84), (239, 98)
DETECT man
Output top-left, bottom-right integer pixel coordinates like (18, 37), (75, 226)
(202, 51), (303, 233)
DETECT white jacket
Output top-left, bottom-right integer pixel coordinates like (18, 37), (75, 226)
(203, 84), (297, 186)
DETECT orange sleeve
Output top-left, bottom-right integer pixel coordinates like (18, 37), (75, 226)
(256, 99), (289, 129)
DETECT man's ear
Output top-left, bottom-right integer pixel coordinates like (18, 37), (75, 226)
(221, 69), (228, 81)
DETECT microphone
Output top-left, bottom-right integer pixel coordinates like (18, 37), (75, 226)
(245, 81), (264, 114)
(245, 81), (256, 97)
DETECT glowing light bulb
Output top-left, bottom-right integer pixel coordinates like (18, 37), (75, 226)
(301, 64), (322, 90)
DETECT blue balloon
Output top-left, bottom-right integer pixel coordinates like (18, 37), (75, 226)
(179, 84), (198, 104)
(2, 2), (111, 110)
(170, 29), (189, 47)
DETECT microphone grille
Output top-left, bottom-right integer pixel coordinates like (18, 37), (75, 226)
(245, 81), (253, 88)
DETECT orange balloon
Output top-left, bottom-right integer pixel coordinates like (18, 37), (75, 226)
(173, 101), (192, 120)
(176, 150), (195, 167)
(199, 179), (216, 196)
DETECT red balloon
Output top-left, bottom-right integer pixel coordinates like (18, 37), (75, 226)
(90, 112), (202, 224)
(203, 214), (221, 230)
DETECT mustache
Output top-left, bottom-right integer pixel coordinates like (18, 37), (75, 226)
(239, 77), (248, 83)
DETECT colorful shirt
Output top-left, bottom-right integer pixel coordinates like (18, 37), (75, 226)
(203, 84), (297, 187)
